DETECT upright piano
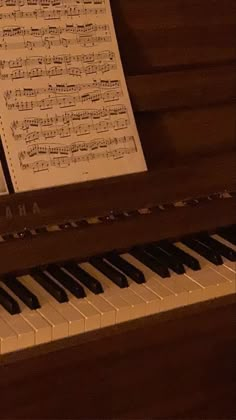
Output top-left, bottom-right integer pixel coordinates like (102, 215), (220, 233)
(0, 0), (235, 418)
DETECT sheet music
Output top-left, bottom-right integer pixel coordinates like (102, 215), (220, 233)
(0, 0), (147, 192)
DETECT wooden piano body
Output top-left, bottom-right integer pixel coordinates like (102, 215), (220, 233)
(0, 0), (235, 417)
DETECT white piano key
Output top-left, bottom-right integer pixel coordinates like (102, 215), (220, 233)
(101, 256), (162, 316)
(62, 267), (116, 328)
(83, 262), (146, 320)
(121, 254), (176, 312)
(81, 263), (131, 324)
(212, 259), (236, 291)
(0, 315), (18, 355)
(0, 306), (35, 350)
(129, 282), (161, 316)
(122, 253), (204, 306)
(152, 273), (203, 306)
(20, 275), (69, 340)
(101, 256), (163, 316)
(85, 294), (116, 328)
(69, 298), (101, 332)
(179, 240), (236, 289)
(28, 273), (85, 337)
(117, 288), (146, 320)
(1, 281), (51, 346)
(216, 262), (236, 287)
(212, 234), (236, 251)
(46, 269), (101, 332)
(175, 242), (234, 299)
(222, 260), (236, 274)
(211, 234), (236, 276)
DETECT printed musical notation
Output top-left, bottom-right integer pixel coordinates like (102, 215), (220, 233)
(19, 135), (137, 173)
(5, 79), (121, 99)
(0, 0), (105, 6)
(0, 0), (106, 22)
(0, 50), (115, 69)
(0, 5), (106, 21)
(11, 104), (129, 142)
(5, 88), (123, 110)
(0, 0), (146, 192)
(0, 50), (117, 81)
(0, 23), (111, 50)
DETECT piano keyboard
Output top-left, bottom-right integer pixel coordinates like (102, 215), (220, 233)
(0, 227), (235, 355)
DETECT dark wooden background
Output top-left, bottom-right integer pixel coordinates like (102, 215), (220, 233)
(0, 0), (235, 418)
(110, 0), (236, 169)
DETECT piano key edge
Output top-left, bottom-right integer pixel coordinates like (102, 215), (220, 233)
(1, 292), (235, 366)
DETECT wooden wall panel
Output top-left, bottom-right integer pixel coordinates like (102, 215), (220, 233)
(127, 64), (236, 112)
(111, 0), (236, 74)
(136, 105), (236, 167)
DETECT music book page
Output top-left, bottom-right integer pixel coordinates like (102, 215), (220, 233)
(0, 0), (147, 192)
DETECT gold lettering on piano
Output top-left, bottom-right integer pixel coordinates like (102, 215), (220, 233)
(5, 206), (13, 219)
(4, 202), (41, 219)
(18, 204), (27, 217)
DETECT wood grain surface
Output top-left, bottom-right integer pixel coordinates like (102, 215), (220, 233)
(1, 299), (235, 419)
(0, 1), (235, 417)
(111, 0), (236, 74)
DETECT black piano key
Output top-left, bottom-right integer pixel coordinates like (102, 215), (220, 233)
(0, 286), (21, 315)
(104, 252), (145, 284)
(46, 265), (86, 298)
(158, 241), (201, 271)
(145, 244), (185, 274)
(90, 256), (129, 288)
(64, 262), (103, 295)
(217, 227), (236, 246)
(130, 248), (170, 278)
(181, 238), (223, 265)
(31, 269), (68, 303)
(4, 276), (40, 310)
(195, 234), (236, 262)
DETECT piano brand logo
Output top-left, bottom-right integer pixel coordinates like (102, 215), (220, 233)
(4, 202), (41, 219)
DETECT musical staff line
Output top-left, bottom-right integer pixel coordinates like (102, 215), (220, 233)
(19, 135), (134, 159)
(0, 34), (111, 50)
(12, 104), (129, 143)
(0, 50), (115, 69)
(13, 116), (130, 143)
(11, 104), (127, 130)
(1, 62), (117, 80)
(0, 6), (106, 21)
(0, 23), (109, 37)
(0, 0), (105, 7)
(18, 135), (137, 172)
(5, 87), (123, 110)
(5, 80), (121, 101)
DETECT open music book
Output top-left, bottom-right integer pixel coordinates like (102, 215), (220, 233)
(0, 0), (147, 193)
